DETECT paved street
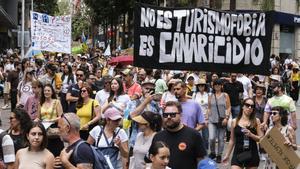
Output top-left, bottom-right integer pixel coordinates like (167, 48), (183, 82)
(0, 99), (299, 168)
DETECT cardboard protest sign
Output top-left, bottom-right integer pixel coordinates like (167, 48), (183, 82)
(134, 3), (273, 75)
(31, 11), (72, 53)
(260, 127), (300, 169)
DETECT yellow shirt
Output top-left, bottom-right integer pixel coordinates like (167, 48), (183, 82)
(76, 99), (99, 129)
(40, 99), (58, 120)
(291, 72), (300, 81)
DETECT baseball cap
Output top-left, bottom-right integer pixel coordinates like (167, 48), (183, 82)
(141, 80), (155, 86)
(81, 55), (88, 60)
(102, 107), (122, 120)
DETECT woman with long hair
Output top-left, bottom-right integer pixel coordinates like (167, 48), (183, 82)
(37, 84), (64, 157)
(17, 68), (36, 108)
(87, 107), (129, 169)
(103, 77), (130, 112)
(264, 106), (297, 168)
(60, 64), (76, 112)
(223, 98), (263, 169)
(15, 122), (54, 169)
(253, 84), (267, 124)
(207, 79), (231, 163)
(129, 111), (162, 169)
(76, 83), (101, 140)
(8, 108), (32, 153)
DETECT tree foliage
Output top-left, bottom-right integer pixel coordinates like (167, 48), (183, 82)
(33, 0), (59, 15)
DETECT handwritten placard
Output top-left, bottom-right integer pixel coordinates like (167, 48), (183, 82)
(31, 11), (71, 53)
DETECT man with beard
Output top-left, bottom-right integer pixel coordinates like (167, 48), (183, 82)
(173, 81), (205, 130)
(152, 101), (206, 169)
(54, 113), (94, 168)
(261, 82), (297, 130)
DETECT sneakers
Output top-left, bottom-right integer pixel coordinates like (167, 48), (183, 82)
(208, 153), (216, 159)
(216, 155), (222, 163)
(1, 104), (9, 109)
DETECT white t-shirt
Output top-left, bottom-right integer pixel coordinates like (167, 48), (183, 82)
(17, 81), (33, 106)
(237, 75), (252, 99)
(95, 89), (110, 106)
(89, 126), (128, 167)
(89, 126), (128, 148)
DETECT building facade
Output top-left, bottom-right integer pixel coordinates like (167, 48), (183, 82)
(0, 0), (18, 50)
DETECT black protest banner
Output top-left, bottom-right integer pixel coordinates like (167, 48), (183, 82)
(134, 3), (273, 75)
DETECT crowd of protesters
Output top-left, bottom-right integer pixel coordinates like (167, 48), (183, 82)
(0, 48), (298, 169)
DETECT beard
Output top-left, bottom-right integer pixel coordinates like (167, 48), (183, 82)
(165, 121), (180, 130)
(273, 90), (279, 95)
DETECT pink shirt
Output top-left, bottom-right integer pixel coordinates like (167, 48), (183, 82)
(24, 95), (39, 120)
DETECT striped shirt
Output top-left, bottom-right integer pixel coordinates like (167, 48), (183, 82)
(0, 129), (15, 163)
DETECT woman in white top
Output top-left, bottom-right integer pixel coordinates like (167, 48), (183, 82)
(15, 122), (54, 169)
(192, 78), (209, 150)
(87, 107), (129, 169)
(17, 68), (36, 107)
(160, 79), (180, 108)
(102, 77), (130, 113)
(129, 111), (162, 169)
(145, 141), (171, 169)
(264, 106), (297, 169)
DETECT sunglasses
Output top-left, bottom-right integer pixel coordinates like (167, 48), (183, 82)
(271, 111), (279, 115)
(61, 114), (71, 126)
(81, 89), (87, 93)
(76, 74), (83, 77)
(9, 116), (15, 120)
(162, 112), (180, 118)
(244, 103), (255, 109)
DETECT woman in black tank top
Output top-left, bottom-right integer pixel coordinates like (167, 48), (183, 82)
(223, 98), (263, 168)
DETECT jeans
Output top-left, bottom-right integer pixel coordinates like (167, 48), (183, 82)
(209, 123), (226, 155)
(201, 127), (209, 150)
(231, 105), (241, 118)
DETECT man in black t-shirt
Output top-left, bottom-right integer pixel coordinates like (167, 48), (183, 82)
(152, 101), (207, 169)
(223, 73), (244, 118)
(55, 113), (94, 169)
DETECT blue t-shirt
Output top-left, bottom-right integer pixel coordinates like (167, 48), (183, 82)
(181, 99), (205, 128)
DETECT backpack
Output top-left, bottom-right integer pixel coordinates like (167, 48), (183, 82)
(96, 126), (121, 169)
(74, 140), (110, 169)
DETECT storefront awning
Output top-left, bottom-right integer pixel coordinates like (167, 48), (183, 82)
(272, 11), (300, 26)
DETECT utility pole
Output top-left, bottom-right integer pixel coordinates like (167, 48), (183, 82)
(21, 0), (25, 58)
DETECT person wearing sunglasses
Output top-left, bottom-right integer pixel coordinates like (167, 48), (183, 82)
(66, 68), (86, 113)
(264, 106), (297, 168)
(8, 108), (32, 153)
(207, 79), (231, 163)
(152, 101), (207, 169)
(76, 84), (101, 140)
(223, 98), (263, 169)
(262, 82), (297, 131)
